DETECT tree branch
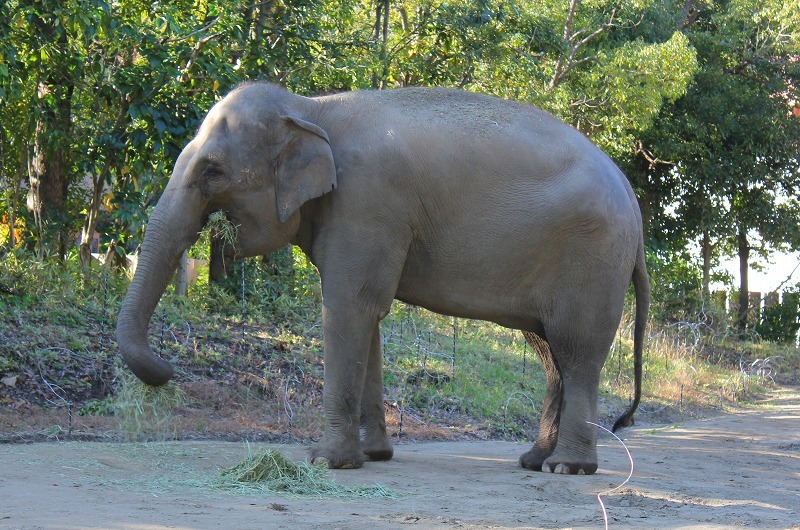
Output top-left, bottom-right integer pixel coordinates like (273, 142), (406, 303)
(549, 5), (617, 89)
(678, 0), (701, 29)
(552, 55), (598, 88)
(161, 16), (222, 45)
(180, 32), (223, 84)
(636, 140), (676, 169)
(563, 0), (579, 42)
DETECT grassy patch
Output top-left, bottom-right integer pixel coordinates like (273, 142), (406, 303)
(603, 306), (800, 418)
(380, 306), (545, 438)
(2, 249), (799, 444)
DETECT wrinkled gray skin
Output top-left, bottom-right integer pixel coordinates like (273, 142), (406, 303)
(117, 83), (650, 475)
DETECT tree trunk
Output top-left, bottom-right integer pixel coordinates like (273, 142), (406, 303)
(701, 228), (712, 297)
(6, 189), (14, 249)
(5, 173), (20, 250)
(736, 226), (750, 330)
(27, 22), (75, 260)
(79, 171), (105, 275)
(79, 100), (131, 277)
(174, 250), (189, 296)
(371, 0), (390, 89)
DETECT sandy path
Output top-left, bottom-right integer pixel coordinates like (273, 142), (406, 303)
(1, 388), (798, 530)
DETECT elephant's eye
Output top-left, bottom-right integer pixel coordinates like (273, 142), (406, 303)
(204, 164), (225, 180)
(200, 164), (230, 197)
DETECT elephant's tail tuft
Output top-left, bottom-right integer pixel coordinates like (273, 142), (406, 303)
(612, 242), (650, 433)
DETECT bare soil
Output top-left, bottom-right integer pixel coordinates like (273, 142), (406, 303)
(1, 387), (799, 530)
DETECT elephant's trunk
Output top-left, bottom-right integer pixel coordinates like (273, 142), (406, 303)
(116, 188), (203, 386)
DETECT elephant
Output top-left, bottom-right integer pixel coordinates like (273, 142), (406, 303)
(117, 82), (650, 475)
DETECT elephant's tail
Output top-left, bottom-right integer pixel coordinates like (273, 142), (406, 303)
(612, 242), (650, 432)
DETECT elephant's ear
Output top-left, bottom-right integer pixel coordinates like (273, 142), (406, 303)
(276, 116), (337, 223)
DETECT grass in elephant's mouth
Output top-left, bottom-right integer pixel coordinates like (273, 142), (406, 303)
(217, 446), (395, 498)
(204, 210), (239, 249)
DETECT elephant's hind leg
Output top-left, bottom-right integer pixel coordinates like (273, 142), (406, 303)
(360, 324), (394, 461)
(539, 363), (602, 475)
(519, 331), (563, 471)
(537, 314), (619, 475)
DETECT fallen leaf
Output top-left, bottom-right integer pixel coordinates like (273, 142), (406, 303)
(1, 375), (17, 388)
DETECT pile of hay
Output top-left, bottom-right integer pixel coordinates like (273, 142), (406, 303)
(218, 447), (395, 498)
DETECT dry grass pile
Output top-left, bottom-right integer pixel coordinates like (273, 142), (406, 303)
(217, 447), (395, 498)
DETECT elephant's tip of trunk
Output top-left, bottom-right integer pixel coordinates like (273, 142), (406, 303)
(131, 364), (175, 387)
(117, 322), (176, 386)
(119, 347), (175, 386)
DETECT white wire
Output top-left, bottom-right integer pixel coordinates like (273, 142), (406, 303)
(587, 421), (634, 530)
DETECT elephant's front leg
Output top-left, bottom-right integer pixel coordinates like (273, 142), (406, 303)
(360, 324), (393, 461)
(309, 304), (375, 469)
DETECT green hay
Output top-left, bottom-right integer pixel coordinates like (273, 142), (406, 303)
(114, 373), (184, 441)
(217, 447), (395, 499)
(205, 210), (239, 248)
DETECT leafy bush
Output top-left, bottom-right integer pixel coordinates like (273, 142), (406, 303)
(646, 249), (704, 323)
(756, 287), (800, 344)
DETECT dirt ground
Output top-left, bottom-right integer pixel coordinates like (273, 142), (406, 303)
(1, 388), (799, 530)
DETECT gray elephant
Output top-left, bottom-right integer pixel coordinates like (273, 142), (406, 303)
(117, 83), (649, 475)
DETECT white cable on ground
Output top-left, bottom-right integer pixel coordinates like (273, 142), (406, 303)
(587, 421), (634, 530)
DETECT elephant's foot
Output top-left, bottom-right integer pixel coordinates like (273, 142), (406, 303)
(361, 436), (394, 461)
(540, 453), (598, 475)
(309, 441), (365, 469)
(518, 446), (553, 471)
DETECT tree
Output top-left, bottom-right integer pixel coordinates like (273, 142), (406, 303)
(4, 0), (796, 333)
(0, 4), (28, 251)
(12, 1), (83, 259)
(635, 0), (800, 325)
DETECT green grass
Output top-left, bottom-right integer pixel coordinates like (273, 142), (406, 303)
(380, 307), (545, 436)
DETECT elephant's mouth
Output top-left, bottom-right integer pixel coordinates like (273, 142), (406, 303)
(204, 210), (241, 257)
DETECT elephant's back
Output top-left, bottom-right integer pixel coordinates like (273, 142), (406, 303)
(317, 87), (567, 139)
(316, 87), (636, 228)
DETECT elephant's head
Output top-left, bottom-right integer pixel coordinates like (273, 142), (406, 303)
(117, 84), (336, 385)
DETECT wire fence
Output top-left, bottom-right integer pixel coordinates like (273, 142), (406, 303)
(16, 252), (795, 444)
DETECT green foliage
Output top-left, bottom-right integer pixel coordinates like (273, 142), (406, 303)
(1, 0), (705, 250)
(77, 397), (115, 417)
(1, 0), (797, 285)
(646, 248), (704, 322)
(630, 0), (800, 291)
(586, 31), (698, 157)
(756, 287), (800, 343)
